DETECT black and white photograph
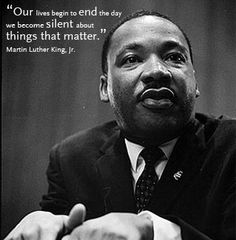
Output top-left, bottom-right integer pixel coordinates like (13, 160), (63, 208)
(2, 0), (236, 239)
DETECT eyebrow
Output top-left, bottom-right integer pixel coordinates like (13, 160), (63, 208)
(115, 40), (189, 60)
(162, 40), (188, 54)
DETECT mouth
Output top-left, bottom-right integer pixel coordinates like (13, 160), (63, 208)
(139, 87), (175, 110)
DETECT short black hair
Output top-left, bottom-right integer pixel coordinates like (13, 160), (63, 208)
(101, 10), (193, 74)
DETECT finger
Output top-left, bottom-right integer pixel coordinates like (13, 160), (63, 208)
(66, 204), (86, 232)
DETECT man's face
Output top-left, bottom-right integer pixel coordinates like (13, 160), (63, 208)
(100, 16), (199, 144)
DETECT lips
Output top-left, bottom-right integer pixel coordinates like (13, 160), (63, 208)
(139, 87), (175, 109)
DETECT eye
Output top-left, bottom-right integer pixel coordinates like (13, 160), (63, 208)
(165, 53), (186, 64)
(122, 55), (141, 66)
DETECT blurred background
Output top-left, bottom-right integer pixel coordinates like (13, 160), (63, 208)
(2, 0), (236, 238)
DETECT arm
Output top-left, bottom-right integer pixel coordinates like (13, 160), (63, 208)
(40, 144), (70, 214)
(61, 169), (235, 240)
(4, 144), (85, 240)
(146, 180), (235, 240)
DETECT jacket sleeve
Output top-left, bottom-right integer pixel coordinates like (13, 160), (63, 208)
(165, 208), (235, 240)
(39, 144), (71, 215)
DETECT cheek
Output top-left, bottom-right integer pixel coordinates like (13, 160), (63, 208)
(108, 69), (140, 98)
(106, 75), (126, 106)
(174, 68), (196, 93)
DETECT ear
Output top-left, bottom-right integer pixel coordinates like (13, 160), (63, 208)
(196, 85), (200, 98)
(99, 74), (109, 102)
(193, 70), (200, 98)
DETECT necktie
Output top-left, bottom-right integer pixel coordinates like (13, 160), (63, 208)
(135, 147), (163, 212)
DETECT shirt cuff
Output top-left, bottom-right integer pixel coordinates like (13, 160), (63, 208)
(138, 211), (182, 240)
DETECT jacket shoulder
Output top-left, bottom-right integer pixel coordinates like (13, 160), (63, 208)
(51, 121), (119, 157)
(196, 113), (236, 146)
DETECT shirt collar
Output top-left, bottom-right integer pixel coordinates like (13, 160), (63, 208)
(125, 138), (178, 172)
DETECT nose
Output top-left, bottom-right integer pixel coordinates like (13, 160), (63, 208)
(141, 55), (172, 85)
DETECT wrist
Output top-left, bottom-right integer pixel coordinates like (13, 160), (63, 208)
(138, 211), (182, 240)
(138, 212), (154, 240)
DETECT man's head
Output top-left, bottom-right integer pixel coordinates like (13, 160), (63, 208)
(99, 10), (200, 145)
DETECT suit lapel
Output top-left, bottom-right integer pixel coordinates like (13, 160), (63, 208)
(148, 119), (207, 215)
(95, 117), (208, 216)
(95, 131), (136, 213)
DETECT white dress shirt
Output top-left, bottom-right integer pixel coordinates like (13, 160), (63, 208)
(125, 138), (182, 240)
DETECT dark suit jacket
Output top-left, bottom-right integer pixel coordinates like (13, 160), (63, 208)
(40, 113), (236, 240)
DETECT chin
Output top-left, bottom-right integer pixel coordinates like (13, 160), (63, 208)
(126, 113), (192, 144)
(116, 103), (194, 143)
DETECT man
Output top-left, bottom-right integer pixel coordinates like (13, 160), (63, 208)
(5, 10), (236, 240)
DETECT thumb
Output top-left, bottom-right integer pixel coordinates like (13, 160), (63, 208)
(66, 203), (86, 233)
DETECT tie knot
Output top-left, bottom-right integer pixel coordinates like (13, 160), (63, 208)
(140, 147), (163, 165)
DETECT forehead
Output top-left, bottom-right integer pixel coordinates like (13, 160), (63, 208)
(109, 16), (188, 56)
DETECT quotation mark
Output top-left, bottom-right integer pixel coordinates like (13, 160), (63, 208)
(100, 29), (106, 34)
(7, 4), (13, 9)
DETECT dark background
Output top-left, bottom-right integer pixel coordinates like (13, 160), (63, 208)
(2, 0), (236, 238)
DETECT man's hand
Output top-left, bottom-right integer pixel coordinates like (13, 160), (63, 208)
(4, 204), (86, 240)
(62, 212), (153, 240)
